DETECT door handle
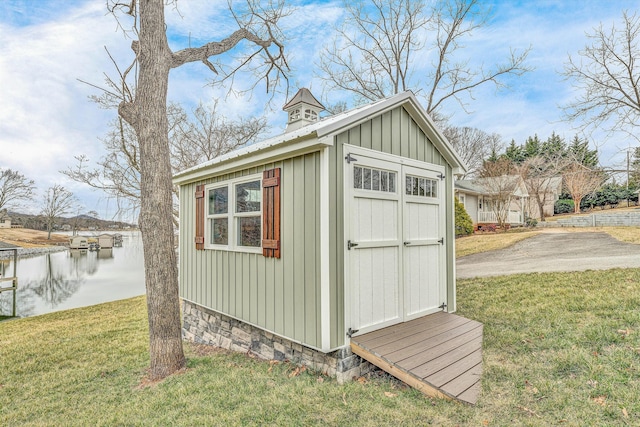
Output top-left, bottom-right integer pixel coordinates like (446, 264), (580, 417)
(403, 241), (411, 246)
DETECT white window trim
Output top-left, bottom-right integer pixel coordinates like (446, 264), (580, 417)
(204, 173), (263, 254)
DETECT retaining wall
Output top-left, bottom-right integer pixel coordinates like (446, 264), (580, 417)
(540, 211), (640, 227)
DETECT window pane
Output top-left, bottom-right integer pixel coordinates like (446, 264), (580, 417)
(419, 178), (426, 196)
(209, 187), (228, 215)
(381, 171), (388, 192)
(236, 180), (261, 213)
(363, 168), (372, 190)
(431, 179), (438, 197)
(211, 218), (228, 245)
(354, 166), (362, 189)
(389, 172), (396, 192)
(405, 176), (412, 195)
(237, 216), (261, 247)
(372, 169), (380, 191)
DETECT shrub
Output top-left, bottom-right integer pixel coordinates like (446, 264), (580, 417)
(455, 197), (473, 236)
(525, 217), (538, 227)
(554, 199), (574, 214)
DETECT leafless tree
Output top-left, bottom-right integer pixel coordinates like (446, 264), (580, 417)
(318, 0), (531, 117)
(40, 185), (76, 239)
(63, 103), (267, 224)
(170, 101), (268, 172)
(442, 126), (502, 178)
(478, 158), (523, 229)
(562, 11), (640, 139)
(106, 0), (289, 381)
(562, 162), (605, 214)
(0, 169), (36, 212)
(520, 155), (565, 221)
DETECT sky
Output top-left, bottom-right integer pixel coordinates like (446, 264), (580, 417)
(0, 0), (637, 221)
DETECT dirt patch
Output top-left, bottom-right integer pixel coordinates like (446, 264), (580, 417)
(0, 228), (68, 248)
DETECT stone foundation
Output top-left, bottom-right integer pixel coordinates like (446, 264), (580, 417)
(182, 300), (374, 383)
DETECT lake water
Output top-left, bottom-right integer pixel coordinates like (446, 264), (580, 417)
(0, 231), (146, 318)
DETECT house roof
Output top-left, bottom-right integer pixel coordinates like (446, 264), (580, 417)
(454, 179), (485, 195)
(456, 175), (529, 198)
(0, 241), (19, 250)
(174, 91), (467, 185)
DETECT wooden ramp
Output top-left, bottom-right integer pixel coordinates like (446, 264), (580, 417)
(350, 311), (483, 404)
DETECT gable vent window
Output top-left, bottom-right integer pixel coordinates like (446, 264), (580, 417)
(304, 109), (318, 121)
(405, 175), (438, 198)
(353, 165), (396, 193)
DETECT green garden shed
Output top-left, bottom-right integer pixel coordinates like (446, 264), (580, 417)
(174, 89), (483, 404)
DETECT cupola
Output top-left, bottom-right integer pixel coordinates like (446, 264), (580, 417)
(282, 88), (325, 132)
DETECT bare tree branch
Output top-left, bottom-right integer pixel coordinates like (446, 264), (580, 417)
(562, 11), (640, 138)
(0, 169), (36, 212)
(318, 0), (531, 116)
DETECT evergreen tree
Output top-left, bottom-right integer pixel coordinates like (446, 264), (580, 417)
(504, 139), (525, 164)
(568, 135), (598, 167)
(523, 134), (541, 159)
(541, 132), (566, 159)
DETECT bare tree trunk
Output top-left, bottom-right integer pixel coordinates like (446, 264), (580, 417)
(119, 0), (185, 380)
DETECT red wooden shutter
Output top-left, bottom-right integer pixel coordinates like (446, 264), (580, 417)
(262, 168), (281, 258)
(195, 184), (205, 250)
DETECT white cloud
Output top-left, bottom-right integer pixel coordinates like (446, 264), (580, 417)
(1, 0), (637, 220)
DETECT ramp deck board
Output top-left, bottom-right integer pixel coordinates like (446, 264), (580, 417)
(350, 311), (483, 404)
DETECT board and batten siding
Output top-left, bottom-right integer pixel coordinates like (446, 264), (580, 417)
(327, 105), (456, 349)
(179, 153), (322, 349)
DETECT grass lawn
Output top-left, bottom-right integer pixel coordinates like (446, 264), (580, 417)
(456, 230), (541, 258)
(2, 269), (640, 426)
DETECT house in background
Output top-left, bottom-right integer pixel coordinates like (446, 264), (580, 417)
(174, 89), (484, 404)
(455, 175), (529, 228)
(0, 215), (11, 229)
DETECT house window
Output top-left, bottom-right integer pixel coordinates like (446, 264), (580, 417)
(353, 165), (397, 193)
(459, 194), (466, 206)
(206, 175), (262, 252)
(405, 175), (438, 198)
(289, 109), (300, 122)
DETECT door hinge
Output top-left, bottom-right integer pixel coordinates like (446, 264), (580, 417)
(438, 173), (445, 180)
(345, 153), (358, 164)
(438, 237), (444, 245)
(439, 302), (447, 311)
(347, 240), (359, 250)
(347, 327), (359, 338)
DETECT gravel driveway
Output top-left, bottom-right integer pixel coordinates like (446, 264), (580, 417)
(456, 231), (640, 279)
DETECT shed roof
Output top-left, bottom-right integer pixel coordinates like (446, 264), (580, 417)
(174, 91), (467, 185)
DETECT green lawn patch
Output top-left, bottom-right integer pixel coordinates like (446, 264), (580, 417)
(2, 269), (640, 425)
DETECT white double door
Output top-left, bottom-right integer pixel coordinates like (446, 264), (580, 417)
(346, 148), (445, 335)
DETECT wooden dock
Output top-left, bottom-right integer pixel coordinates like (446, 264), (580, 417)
(0, 246), (19, 318)
(350, 311), (483, 404)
